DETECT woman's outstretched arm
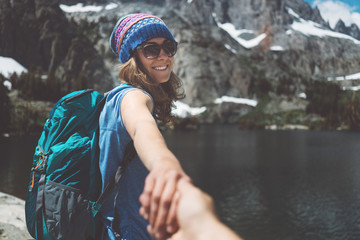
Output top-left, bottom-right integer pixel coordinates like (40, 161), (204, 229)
(121, 89), (189, 239)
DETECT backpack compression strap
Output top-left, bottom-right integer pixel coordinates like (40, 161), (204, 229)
(34, 150), (50, 240)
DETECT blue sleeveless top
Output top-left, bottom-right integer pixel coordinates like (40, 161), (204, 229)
(99, 83), (155, 240)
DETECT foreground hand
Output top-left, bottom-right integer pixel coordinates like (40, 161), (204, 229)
(169, 179), (216, 239)
(167, 180), (243, 240)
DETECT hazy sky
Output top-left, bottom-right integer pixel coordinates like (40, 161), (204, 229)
(304, 0), (360, 28)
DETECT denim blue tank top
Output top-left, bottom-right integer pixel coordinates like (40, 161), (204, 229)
(99, 83), (155, 239)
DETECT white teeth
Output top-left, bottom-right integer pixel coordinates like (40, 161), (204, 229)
(153, 65), (167, 71)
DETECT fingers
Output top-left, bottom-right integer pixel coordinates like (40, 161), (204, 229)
(147, 177), (164, 237)
(150, 170), (181, 239)
(153, 171), (180, 238)
(139, 174), (155, 220)
(166, 191), (180, 234)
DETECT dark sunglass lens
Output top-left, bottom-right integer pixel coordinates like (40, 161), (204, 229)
(143, 44), (161, 59)
(163, 41), (177, 57)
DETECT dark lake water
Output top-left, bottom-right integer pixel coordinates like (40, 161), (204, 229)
(1, 125), (360, 240)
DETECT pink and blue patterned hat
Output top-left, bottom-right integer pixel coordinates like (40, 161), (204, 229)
(109, 13), (176, 64)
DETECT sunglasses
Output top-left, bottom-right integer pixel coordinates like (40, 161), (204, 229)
(136, 40), (178, 59)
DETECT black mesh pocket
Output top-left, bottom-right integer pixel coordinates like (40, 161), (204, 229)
(44, 180), (92, 240)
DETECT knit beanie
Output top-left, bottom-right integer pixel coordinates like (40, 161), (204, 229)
(109, 13), (176, 64)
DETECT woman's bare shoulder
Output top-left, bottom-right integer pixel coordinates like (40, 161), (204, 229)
(122, 88), (154, 114)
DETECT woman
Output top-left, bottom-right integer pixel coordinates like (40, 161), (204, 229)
(99, 13), (189, 240)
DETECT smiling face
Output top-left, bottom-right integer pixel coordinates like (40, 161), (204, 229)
(136, 37), (174, 84)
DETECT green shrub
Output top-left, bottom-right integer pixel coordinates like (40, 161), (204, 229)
(238, 96), (271, 129)
(10, 101), (49, 134)
(11, 70), (62, 102)
(305, 80), (341, 128)
(339, 90), (360, 130)
(0, 75), (11, 133)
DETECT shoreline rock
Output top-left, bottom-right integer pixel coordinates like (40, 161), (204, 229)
(0, 192), (32, 240)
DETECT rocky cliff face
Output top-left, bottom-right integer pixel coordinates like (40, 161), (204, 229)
(165, 0), (360, 106)
(334, 20), (360, 40)
(0, 0), (113, 93)
(1, 0), (360, 123)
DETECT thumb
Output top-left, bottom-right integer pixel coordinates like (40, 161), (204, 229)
(177, 178), (193, 193)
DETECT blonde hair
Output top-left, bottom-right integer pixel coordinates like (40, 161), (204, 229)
(118, 56), (184, 123)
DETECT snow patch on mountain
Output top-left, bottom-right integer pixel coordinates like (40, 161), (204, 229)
(287, 7), (360, 44)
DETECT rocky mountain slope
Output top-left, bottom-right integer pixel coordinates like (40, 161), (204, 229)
(0, 0), (113, 94)
(1, 0), (360, 127)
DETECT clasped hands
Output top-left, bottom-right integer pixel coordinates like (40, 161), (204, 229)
(139, 166), (217, 240)
(139, 165), (188, 239)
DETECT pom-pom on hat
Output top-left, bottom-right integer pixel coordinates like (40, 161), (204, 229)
(110, 13), (176, 64)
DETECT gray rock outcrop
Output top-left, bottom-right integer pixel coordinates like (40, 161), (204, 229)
(0, 192), (32, 240)
(1, 0), (360, 123)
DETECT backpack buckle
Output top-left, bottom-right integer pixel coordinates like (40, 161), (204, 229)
(31, 165), (46, 174)
(29, 151), (49, 192)
(113, 231), (122, 239)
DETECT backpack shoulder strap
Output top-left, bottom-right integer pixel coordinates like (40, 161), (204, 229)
(93, 85), (138, 238)
(95, 140), (136, 205)
(93, 140), (136, 239)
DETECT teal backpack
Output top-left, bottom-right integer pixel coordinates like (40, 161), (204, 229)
(25, 88), (135, 240)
